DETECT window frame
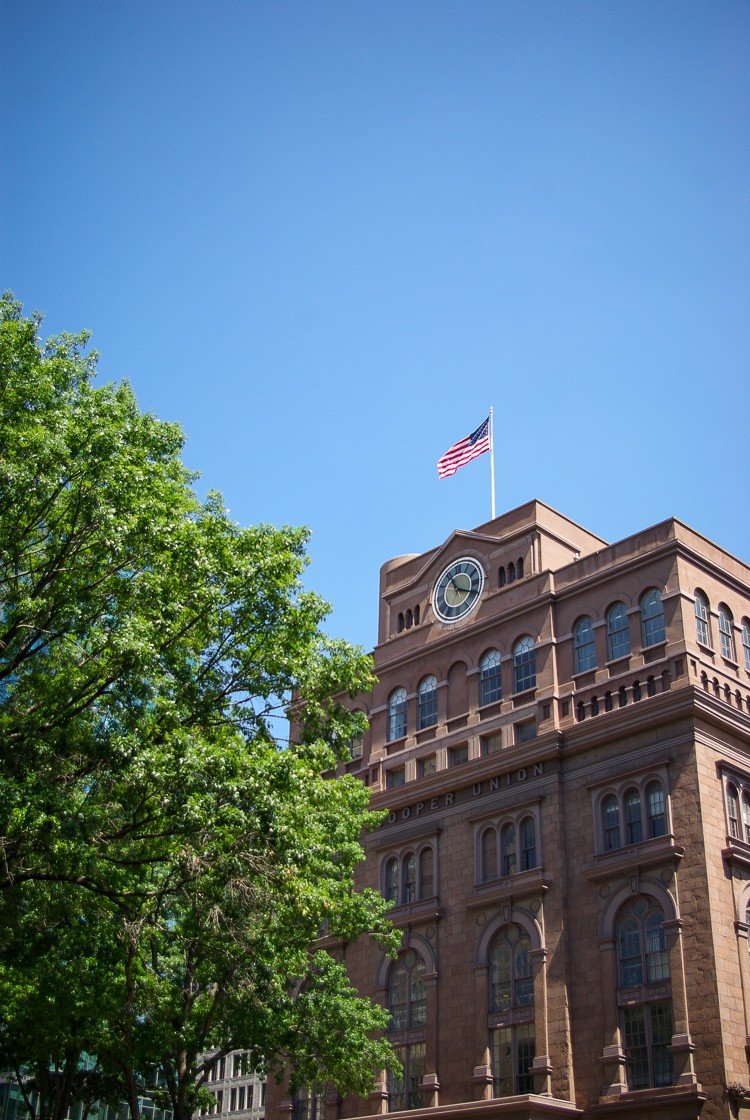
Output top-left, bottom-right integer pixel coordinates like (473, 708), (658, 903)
(616, 896), (674, 1091)
(607, 602), (631, 661)
(719, 604), (736, 661)
(387, 687), (408, 742)
(694, 591), (711, 647)
(381, 841), (438, 906)
(417, 674), (438, 730)
(596, 777), (670, 854)
(388, 1042), (425, 1112)
(386, 949), (428, 1111)
(475, 810), (539, 884)
(640, 589), (666, 648)
(479, 648), (503, 707)
(513, 635), (536, 693)
(488, 923), (536, 1097)
(574, 615), (597, 673)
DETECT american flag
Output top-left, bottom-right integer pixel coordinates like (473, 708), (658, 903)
(437, 417), (491, 479)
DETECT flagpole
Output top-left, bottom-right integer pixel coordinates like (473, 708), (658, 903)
(489, 406), (496, 520)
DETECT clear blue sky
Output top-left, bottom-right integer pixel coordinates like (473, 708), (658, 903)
(2, 0), (748, 651)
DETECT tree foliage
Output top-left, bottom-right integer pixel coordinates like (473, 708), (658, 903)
(0, 294), (397, 1120)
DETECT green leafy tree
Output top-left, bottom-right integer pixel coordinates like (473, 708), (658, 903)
(0, 294), (398, 1120)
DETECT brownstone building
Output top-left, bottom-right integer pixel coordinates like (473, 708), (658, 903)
(276, 500), (750, 1120)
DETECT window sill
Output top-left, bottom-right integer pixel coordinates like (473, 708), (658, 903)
(586, 835), (684, 882)
(616, 981), (671, 1007)
(722, 836), (750, 871)
(594, 1084), (705, 1112)
(478, 698), (504, 715)
(468, 866), (547, 908)
(386, 897), (443, 927)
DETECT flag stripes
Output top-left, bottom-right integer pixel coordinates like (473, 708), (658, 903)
(437, 417), (490, 479)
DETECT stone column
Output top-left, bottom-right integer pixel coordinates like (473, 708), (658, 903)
(664, 918), (699, 1087)
(473, 963), (493, 1100)
(598, 938), (628, 1096)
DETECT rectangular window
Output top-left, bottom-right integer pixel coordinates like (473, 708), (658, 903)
(449, 744), (468, 767)
(514, 721), (536, 744)
(418, 754), (436, 778)
(349, 735), (363, 759)
(238, 1087), (246, 1111)
(387, 767), (405, 789)
(231, 1089), (237, 1112)
(647, 785), (666, 837)
(491, 1024), (535, 1097)
(482, 732), (503, 755)
(622, 1002), (673, 1089)
(388, 1043), (425, 1111)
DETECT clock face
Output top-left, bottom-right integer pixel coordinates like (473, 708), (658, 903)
(433, 557), (485, 622)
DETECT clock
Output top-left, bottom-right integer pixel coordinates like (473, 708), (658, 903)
(433, 557), (485, 622)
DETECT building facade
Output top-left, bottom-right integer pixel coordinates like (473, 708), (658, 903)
(199, 1054), (266, 1120)
(272, 500), (750, 1120)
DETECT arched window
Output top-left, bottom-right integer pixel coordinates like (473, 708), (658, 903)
(646, 781), (667, 838)
(403, 853), (417, 903)
(388, 949), (426, 1029)
(574, 616), (596, 672)
(479, 649), (502, 706)
(624, 788), (642, 845)
(742, 795), (750, 844)
(719, 605), (735, 661)
(640, 589), (666, 647)
(727, 783), (741, 839)
(388, 687), (407, 741)
(694, 591), (710, 646)
(384, 857), (399, 903)
(607, 602), (631, 660)
(603, 794), (620, 851)
(616, 898), (673, 1089)
(419, 846), (434, 898)
(508, 561), (516, 583)
(498, 566), (506, 588)
(490, 925), (534, 1011)
(397, 612), (405, 634)
(481, 827), (497, 882)
(417, 676), (438, 729)
(513, 636), (536, 693)
(743, 619), (750, 672)
(489, 925), (535, 1096)
(520, 816), (536, 871)
(517, 556), (524, 578)
(500, 822), (516, 877)
(387, 950), (427, 1110)
(618, 901), (670, 986)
